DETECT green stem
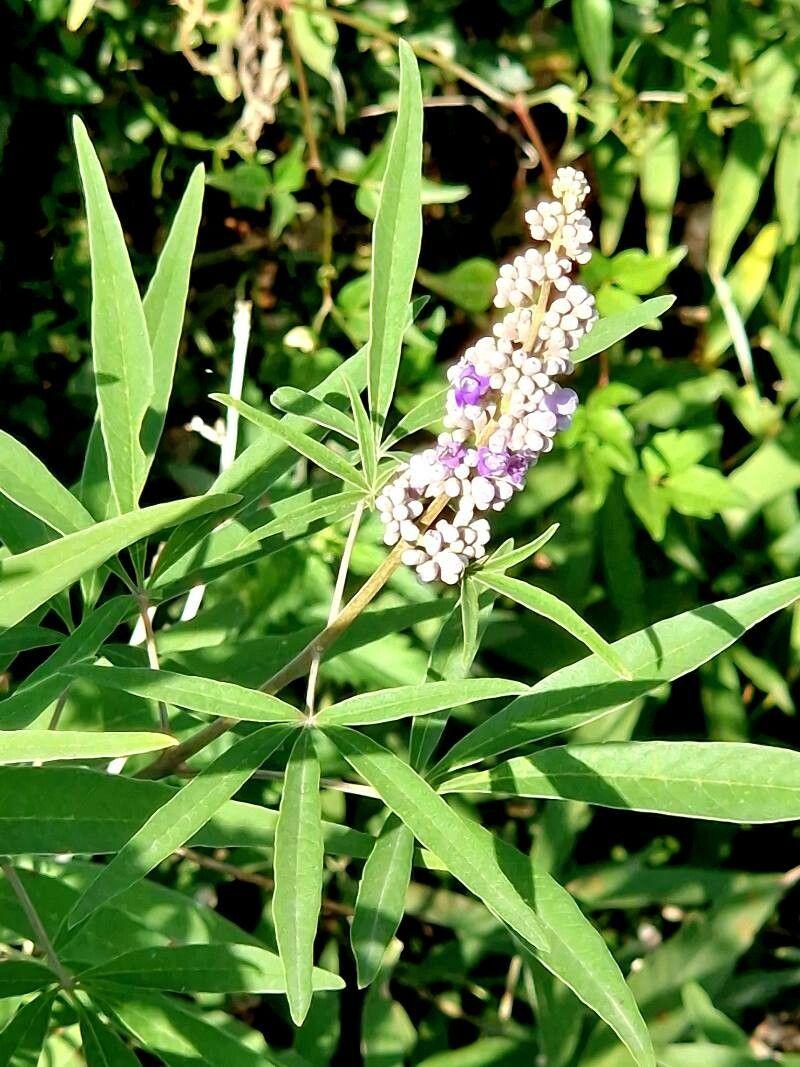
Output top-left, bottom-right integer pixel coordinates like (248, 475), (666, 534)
(1, 863), (75, 991)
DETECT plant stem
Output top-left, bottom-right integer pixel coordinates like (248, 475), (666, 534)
(136, 489), (453, 778)
(175, 845), (353, 916)
(511, 94), (556, 184)
(1, 863), (74, 990)
(280, 2), (323, 175)
(306, 500), (366, 715)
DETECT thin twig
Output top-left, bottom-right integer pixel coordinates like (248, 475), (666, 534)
(1, 863), (74, 990)
(306, 501), (366, 715)
(511, 94), (555, 185)
(280, 2), (323, 175)
(48, 690), (69, 731)
(175, 846), (352, 916)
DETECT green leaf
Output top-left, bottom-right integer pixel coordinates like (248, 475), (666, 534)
(416, 258), (497, 313)
(273, 728), (324, 1025)
(240, 488), (363, 549)
(73, 116), (153, 513)
(493, 844), (656, 1067)
(442, 741), (800, 822)
(0, 991), (55, 1064)
(624, 471), (670, 541)
(65, 724), (294, 927)
(325, 726), (549, 952)
(0, 959), (55, 997)
(270, 386), (358, 441)
(0, 626), (63, 657)
(0, 730), (177, 764)
(0, 766), (371, 859)
(367, 39), (423, 430)
(79, 943), (343, 994)
(80, 1008), (141, 1066)
(344, 376), (378, 486)
(474, 571), (631, 679)
(0, 493), (237, 630)
(381, 386), (448, 452)
(658, 1046), (765, 1067)
(97, 991), (283, 1067)
(317, 678), (528, 727)
(152, 346), (367, 580)
(708, 45), (796, 275)
(436, 576), (800, 773)
(65, 665), (301, 724)
(141, 164), (205, 465)
(482, 523), (560, 572)
(0, 596), (132, 730)
(0, 429), (94, 534)
(776, 121), (800, 245)
(639, 128), (680, 256)
(351, 814), (414, 988)
(572, 296), (675, 363)
(212, 395), (366, 489)
(573, 0), (613, 83)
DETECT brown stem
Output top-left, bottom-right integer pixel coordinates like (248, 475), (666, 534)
(136, 490), (452, 779)
(511, 94), (555, 185)
(175, 846), (352, 916)
(281, 2), (323, 175)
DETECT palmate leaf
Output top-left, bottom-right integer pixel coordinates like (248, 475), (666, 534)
(436, 576), (800, 774)
(0, 766), (372, 860)
(442, 741), (800, 822)
(0, 493), (237, 630)
(73, 117), (153, 514)
(78, 943), (343, 994)
(367, 39), (423, 432)
(65, 665), (302, 724)
(474, 570), (631, 678)
(65, 724), (294, 928)
(572, 295), (675, 363)
(0, 730), (177, 764)
(211, 394), (366, 489)
(351, 813), (414, 988)
(273, 729), (324, 1025)
(316, 677), (529, 726)
(325, 726), (549, 952)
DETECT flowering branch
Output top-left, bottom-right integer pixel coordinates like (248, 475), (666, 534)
(138, 166), (598, 779)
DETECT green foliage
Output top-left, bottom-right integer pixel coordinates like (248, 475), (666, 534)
(2, 5), (800, 1065)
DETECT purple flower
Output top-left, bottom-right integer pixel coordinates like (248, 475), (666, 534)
(454, 363), (490, 407)
(476, 447), (509, 479)
(437, 441), (467, 469)
(506, 452), (531, 487)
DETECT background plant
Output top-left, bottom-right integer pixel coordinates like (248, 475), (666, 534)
(2, 1), (800, 1064)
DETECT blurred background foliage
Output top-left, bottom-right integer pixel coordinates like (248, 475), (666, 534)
(3, 0), (800, 1062)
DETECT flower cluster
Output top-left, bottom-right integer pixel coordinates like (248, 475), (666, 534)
(377, 166), (597, 584)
